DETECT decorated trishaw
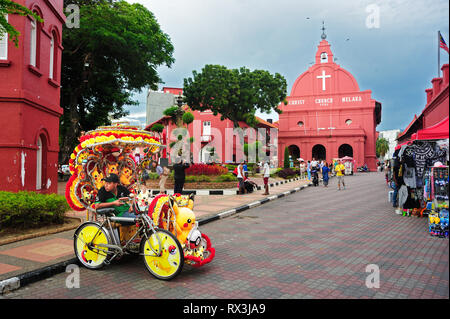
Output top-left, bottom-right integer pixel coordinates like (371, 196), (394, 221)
(66, 124), (215, 280)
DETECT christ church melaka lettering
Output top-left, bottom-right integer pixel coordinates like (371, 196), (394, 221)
(342, 96), (362, 102)
(288, 100), (305, 105)
(315, 98), (333, 106)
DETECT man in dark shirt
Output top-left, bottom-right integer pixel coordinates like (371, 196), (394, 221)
(95, 174), (134, 217)
(173, 157), (190, 194)
(392, 151), (403, 209)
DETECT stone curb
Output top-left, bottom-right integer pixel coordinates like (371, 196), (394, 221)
(197, 182), (313, 225)
(0, 258), (79, 295)
(0, 217), (83, 246)
(0, 180), (312, 295)
(147, 177), (305, 196)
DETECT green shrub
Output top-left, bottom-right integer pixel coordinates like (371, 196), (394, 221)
(185, 175), (212, 183)
(214, 174), (237, 182)
(277, 168), (298, 179)
(147, 172), (160, 180)
(0, 191), (70, 230)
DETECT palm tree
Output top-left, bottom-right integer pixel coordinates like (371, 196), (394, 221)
(376, 137), (390, 158)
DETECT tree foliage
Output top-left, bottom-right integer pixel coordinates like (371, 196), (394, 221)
(183, 64), (287, 127)
(376, 137), (390, 158)
(149, 123), (164, 133)
(0, 0), (42, 46)
(284, 147), (290, 169)
(59, 0), (174, 163)
(182, 111), (194, 125)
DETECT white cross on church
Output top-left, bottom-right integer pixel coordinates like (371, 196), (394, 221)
(317, 70), (331, 91)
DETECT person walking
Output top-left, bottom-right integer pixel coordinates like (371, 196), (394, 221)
(335, 160), (346, 190)
(300, 161), (306, 179)
(333, 160), (338, 176)
(392, 152), (404, 214)
(236, 161), (245, 195)
(173, 157), (190, 194)
(307, 160), (311, 180)
(159, 164), (170, 194)
(262, 161), (270, 195)
(311, 157), (319, 170)
(243, 161), (249, 178)
(321, 161), (330, 187)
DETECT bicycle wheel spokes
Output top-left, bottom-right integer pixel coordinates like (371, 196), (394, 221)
(74, 223), (110, 269)
(142, 229), (184, 280)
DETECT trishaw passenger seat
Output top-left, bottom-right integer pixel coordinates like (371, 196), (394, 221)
(96, 207), (116, 216)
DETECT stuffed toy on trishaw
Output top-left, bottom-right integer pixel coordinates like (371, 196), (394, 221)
(66, 124), (215, 280)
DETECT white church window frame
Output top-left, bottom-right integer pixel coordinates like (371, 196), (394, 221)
(0, 14), (8, 60)
(49, 34), (54, 79)
(30, 18), (37, 66)
(36, 137), (42, 190)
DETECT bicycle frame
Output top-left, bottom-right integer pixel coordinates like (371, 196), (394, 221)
(75, 197), (164, 264)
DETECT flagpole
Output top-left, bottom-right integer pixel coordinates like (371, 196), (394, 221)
(438, 31), (440, 77)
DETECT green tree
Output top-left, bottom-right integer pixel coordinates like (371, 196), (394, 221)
(0, 0), (42, 46)
(149, 123), (164, 134)
(183, 64), (287, 127)
(182, 112), (194, 126)
(376, 137), (390, 158)
(284, 147), (290, 169)
(59, 0), (174, 163)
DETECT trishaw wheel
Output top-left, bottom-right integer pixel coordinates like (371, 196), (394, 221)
(141, 229), (184, 280)
(74, 222), (110, 269)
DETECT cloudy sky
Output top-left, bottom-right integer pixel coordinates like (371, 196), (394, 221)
(120, 0), (449, 132)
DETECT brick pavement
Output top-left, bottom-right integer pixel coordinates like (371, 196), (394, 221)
(0, 176), (310, 284)
(2, 172), (448, 299)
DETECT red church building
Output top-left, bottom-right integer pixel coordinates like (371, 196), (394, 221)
(0, 0), (65, 193)
(278, 33), (381, 171)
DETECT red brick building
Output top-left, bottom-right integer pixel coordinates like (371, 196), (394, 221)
(0, 0), (65, 193)
(397, 63), (449, 143)
(146, 88), (278, 164)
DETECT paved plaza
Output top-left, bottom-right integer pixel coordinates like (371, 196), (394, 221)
(1, 172), (448, 299)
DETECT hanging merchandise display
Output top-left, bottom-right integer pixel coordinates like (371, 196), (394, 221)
(392, 138), (449, 238)
(426, 166), (449, 238)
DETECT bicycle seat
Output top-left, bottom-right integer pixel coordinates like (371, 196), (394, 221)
(95, 207), (116, 216)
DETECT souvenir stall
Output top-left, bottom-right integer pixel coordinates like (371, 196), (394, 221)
(395, 118), (449, 238)
(341, 156), (354, 175)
